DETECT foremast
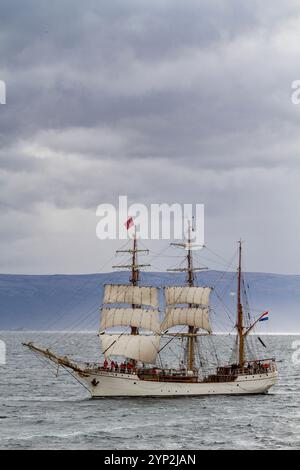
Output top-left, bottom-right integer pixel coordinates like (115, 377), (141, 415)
(100, 230), (161, 365)
(113, 229), (150, 336)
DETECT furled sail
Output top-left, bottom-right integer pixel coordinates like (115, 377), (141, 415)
(161, 307), (211, 333)
(165, 286), (211, 306)
(100, 308), (161, 334)
(100, 334), (160, 363)
(103, 284), (158, 307)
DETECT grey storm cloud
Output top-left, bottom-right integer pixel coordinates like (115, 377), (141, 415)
(0, 0), (300, 274)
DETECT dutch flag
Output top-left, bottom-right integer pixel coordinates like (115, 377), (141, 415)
(259, 311), (269, 322)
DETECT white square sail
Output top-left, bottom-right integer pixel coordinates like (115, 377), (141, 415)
(165, 286), (211, 306)
(100, 308), (161, 334)
(100, 334), (160, 364)
(161, 307), (211, 333)
(103, 284), (159, 307)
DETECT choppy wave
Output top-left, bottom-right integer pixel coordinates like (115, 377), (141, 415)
(0, 332), (299, 449)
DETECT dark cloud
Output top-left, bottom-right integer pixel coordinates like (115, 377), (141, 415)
(0, 0), (300, 274)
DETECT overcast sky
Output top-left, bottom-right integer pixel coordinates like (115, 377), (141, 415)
(0, 0), (300, 275)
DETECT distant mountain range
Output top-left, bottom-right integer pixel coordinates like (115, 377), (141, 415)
(0, 271), (299, 332)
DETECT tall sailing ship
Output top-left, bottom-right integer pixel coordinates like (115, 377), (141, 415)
(24, 228), (277, 397)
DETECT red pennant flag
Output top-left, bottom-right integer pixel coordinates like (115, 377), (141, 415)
(125, 217), (134, 230)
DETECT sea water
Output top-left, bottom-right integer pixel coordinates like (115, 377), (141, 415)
(0, 332), (299, 450)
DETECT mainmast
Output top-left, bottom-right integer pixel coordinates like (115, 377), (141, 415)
(168, 221), (207, 371)
(236, 240), (245, 368)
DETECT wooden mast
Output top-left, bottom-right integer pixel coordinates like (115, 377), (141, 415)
(168, 221), (207, 372)
(130, 230), (138, 335)
(186, 223), (195, 371)
(113, 227), (150, 336)
(237, 240), (245, 368)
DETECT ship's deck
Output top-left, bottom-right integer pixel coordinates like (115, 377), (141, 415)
(84, 358), (276, 384)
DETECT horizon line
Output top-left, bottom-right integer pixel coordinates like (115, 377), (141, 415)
(2, 330), (300, 335)
(1, 269), (300, 277)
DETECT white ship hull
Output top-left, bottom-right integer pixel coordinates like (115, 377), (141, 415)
(78, 370), (278, 398)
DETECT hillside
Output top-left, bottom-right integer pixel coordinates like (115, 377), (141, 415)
(0, 271), (299, 332)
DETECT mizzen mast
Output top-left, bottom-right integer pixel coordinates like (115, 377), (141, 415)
(186, 223), (196, 371)
(236, 240), (245, 368)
